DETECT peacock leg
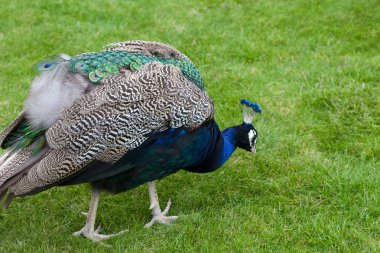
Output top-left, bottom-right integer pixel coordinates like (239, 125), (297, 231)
(144, 180), (178, 228)
(73, 188), (127, 241)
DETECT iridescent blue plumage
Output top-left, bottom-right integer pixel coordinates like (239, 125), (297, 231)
(240, 99), (262, 113)
(61, 114), (259, 193)
(62, 120), (219, 191)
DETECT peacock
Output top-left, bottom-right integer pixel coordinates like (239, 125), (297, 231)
(0, 41), (261, 241)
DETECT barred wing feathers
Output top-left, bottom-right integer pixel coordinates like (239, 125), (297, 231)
(10, 62), (213, 196)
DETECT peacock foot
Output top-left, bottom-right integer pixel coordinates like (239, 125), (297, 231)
(144, 199), (178, 228)
(73, 224), (128, 242)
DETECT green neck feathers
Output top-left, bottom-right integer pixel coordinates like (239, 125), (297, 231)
(69, 51), (205, 90)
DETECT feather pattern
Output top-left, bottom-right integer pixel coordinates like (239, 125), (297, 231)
(0, 40), (260, 212)
(8, 60), (213, 196)
(0, 112), (26, 149)
(68, 40), (204, 89)
(1, 121), (46, 151)
(69, 50), (204, 89)
(61, 120), (220, 192)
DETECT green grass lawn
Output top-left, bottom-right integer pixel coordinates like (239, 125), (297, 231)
(0, 0), (379, 252)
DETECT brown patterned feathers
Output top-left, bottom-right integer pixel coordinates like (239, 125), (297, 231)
(0, 41), (213, 203)
(0, 41), (262, 241)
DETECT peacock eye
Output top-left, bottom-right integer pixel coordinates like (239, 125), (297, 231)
(44, 63), (52, 69)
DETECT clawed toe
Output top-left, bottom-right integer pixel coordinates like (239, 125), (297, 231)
(74, 189), (127, 242)
(144, 214), (178, 228)
(73, 225), (128, 242)
(145, 199), (178, 228)
(145, 181), (179, 228)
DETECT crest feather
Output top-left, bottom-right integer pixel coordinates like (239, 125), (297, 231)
(240, 99), (261, 124)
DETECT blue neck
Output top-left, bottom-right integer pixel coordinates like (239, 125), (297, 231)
(184, 123), (238, 173)
(213, 127), (237, 169)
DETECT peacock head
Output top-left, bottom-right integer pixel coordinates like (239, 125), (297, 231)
(235, 99), (261, 155)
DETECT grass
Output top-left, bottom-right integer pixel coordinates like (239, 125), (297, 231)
(0, 0), (379, 252)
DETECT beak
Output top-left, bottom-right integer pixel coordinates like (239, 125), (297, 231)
(251, 147), (256, 155)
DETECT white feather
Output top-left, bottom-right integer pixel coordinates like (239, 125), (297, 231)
(248, 130), (255, 143)
(59, 54), (71, 61)
(243, 107), (254, 124)
(24, 62), (89, 128)
(0, 151), (18, 176)
(0, 150), (12, 168)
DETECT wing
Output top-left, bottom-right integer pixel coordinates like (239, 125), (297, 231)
(9, 62), (213, 196)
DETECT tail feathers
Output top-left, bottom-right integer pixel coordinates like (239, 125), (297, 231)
(0, 112), (26, 149)
(0, 173), (26, 208)
(0, 149), (12, 167)
(0, 143), (49, 209)
(1, 111), (46, 152)
(0, 189), (6, 202)
(2, 193), (14, 209)
(0, 111), (49, 208)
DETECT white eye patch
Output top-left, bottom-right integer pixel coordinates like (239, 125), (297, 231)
(248, 129), (257, 146)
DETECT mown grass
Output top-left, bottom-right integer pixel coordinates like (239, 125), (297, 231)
(0, 0), (379, 252)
